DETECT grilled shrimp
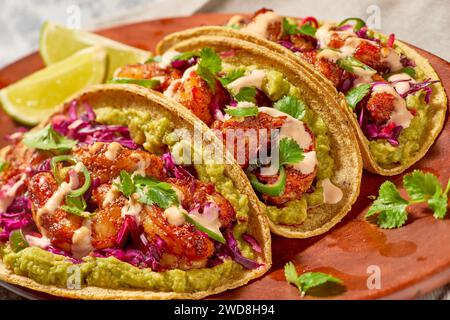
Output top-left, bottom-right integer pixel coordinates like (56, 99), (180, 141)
(28, 172), (83, 252)
(140, 204), (214, 269)
(73, 143), (166, 184)
(300, 51), (350, 88)
(167, 178), (235, 227)
(257, 167), (317, 206)
(211, 112), (286, 169)
(90, 183), (126, 249)
(366, 92), (396, 122)
(114, 62), (182, 91)
(170, 71), (215, 125)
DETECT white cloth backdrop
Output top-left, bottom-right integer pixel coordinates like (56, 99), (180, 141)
(0, 0), (448, 299)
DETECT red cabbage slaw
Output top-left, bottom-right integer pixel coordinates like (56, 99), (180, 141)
(1, 102), (262, 270)
(52, 100), (138, 149)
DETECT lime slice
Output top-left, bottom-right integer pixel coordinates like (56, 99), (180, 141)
(40, 21), (151, 79)
(0, 46), (106, 125)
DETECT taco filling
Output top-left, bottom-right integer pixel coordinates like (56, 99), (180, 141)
(0, 100), (264, 292)
(224, 9), (440, 168)
(114, 46), (343, 226)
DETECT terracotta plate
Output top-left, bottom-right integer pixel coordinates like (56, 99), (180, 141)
(0, 13), (449, 300)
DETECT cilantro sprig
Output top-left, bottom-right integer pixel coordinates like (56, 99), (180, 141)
(23, 125), (77, 151)
(274, 95), (306, 120)
(284, 262), (344, 297)
(116, 170), (179, 209)
(196, 47), (222, 91)
(345, 83), (371, 110)
(219, 68), (246, 86)
(366, 170), (450, 229)
(235, 87), (257, 102)
(279, 138), (304, 166)
(283, 18), (317, 37)
(224, 106), (259, 117)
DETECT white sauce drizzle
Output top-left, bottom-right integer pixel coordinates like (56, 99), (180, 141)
(25, 235), (51, 249)
(164, 79), (181, 98)
(372, 84), (413, 128)
(121, 197), (143, 225)
(292, 151), (317, 175)
(241, 11), (282, 39)
(258, 107), (318, 175)
(102, 178), (121, 207)
(131, 153), (148, 177)
(388, 73), (415, 96)
(227, 69), (266, 93)
(321, 178), (343, 204)
(158, 50), (180, 68)
(71, 219), (93, 259)
(163, 206), (187, 226)
(104, 142), (122, 161)
(0, 174), (26, 212)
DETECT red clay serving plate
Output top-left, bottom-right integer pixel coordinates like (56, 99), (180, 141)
(0, 13), (449, 300)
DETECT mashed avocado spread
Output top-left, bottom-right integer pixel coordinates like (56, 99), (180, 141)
(256, 68), (334, 225)
(0, 107), (255, 292)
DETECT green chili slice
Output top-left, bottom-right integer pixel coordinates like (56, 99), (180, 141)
(249, 166), (287, 197)
(338, 17), (367, 32)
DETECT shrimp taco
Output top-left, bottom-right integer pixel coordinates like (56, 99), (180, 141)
(112, 35), (362, 238)
(0, 84), (271, 299)
(156, 9), (447, 176)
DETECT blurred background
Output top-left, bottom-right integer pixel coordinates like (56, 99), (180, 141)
(0, 0), (449, 68)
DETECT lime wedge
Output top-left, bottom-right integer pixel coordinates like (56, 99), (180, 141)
(0, 46), (106, 125)
(40, 21), (151, 79)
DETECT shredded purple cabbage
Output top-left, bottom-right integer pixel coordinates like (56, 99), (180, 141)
(224, 227), (262, 270)
(0, 212), (31, 241)
(47, 246), (81, 263)
(242, 234), (262, 254)
(364, 123), (403, 146)
(171, 56), (198, 71)
(162, 152), (193, 180)
(400, 55), (416, 68)
(96, 215), (165, 269)
(52, 100), (138, 150)
(400, 79), (439, 103)
(277, 40), (302, 53)
(255, 89), (272, 108)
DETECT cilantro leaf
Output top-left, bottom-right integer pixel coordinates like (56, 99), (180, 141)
(428, 191), (448, 219)
(298, 272), (343, 295)
(279, 138), (304, 166)
(219, 68), (246, 86)
(0, 161), (8, 172)
(283, 18), (317, 37)
(284, 262), (343, 296)
(337, 56), (375, 74)
(224, 106), (259, 117)
(61, 195), (93, 218)
(196, 47), (222, 91)
(345, 84), (371, 109)
(235, 87), (257, 102)
(366, 181), (409, 229)
(172, 51), (199, 61)
(116, 170), (136, 198)
(403, 170), (442, 202)
(274, 96), (306, 120)
(144, 56), (161, 63)
(23, 125), (77, 151)
(284, 262), (300, 286)
(133, 175), (179, 209)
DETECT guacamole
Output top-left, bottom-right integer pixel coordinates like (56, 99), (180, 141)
(369, 90), (430, 167)
(0, 107), (256, 292)
(1, 246), (242, 292)
(258, 69), (334, 225)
